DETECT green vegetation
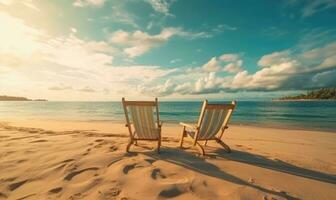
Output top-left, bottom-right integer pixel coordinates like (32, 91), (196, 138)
(0, 95), (47, 101)
(277, 88), (336, 100)
(0, 95), (31, 101)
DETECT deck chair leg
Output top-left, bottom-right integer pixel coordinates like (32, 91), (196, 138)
(215, 138), (231, 153)
(132, 133), (137, 145)
(126, 139), (133, 152)
(204, 140), (208, 146)
(157, 139), (161, 154)
(195, 142), (205, 156)
(179, 127), (186, 148)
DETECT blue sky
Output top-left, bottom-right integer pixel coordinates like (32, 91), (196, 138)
(0, 0), (336, 100)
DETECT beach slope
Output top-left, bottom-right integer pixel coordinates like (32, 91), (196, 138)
(0, 121), (335, 200)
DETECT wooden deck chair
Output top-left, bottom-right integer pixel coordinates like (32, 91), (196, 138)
(179, 100), (236, 155)
(122, 97), (162, 153)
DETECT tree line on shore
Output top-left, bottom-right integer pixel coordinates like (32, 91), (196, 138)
(278, 88), (336, 100)
(0, 95), (47, 101)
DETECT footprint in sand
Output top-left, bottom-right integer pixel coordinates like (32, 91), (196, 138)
(24, 150), (36, 154)
(30, 139), (48, 143)
(53, 159), (75, 171)
(123, 163), (144, 174)
(94, 144), (103, 148)
(16, 193), (36, 200)
(82, 148), (92, 156)
(151, 168), (167, 180)
(189, 179), (218, 199)
(122, 164), (136, 174)
(61, 159), (75, 163)
(41, 130), (54, 134)
(8, 180), (28, 191)
(159, 186), (183, 198)
(69, 192), (86, 200)
(94, 140), (110, 149)
(64, 167), (99, 181)
(99, 187), (122, 199)
(49, 187), (63, 194)
(145, 158), (156, 165)
(263, 195), (284, 200)
(16, 159), (28, 164)
(109, 146), (118, 152)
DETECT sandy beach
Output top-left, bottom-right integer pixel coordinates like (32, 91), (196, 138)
(0, 120), (335, 200)
(1, 0), (336, 199)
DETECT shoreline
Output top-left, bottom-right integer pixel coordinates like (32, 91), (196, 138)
(1, 118), (335, 133)
(272, 99), (336, 102)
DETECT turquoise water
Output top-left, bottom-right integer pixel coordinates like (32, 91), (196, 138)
(0, 101), (335, 132)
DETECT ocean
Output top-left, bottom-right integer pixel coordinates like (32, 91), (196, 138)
(0, 101), (335, 132)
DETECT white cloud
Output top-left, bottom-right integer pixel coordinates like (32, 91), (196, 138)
(202, 53), (243, 73)
(43, 35), (114, 70)
(21, 0), (40, 11)
(1, 7), (335, 100)
(141, 41), (336, 96)
(49, 85), (73, 91)
(224, 60), (243, 73)
(301, 42), (336, 60)
(301, 0), (336, 17)
(287, 0), (336, 17)
(215, 24), (237, 31)
(137, 77), (193, 96)
(110, 28), (212, 57)
(231, 61), (301, 91)
(73, 0), (172, 15)
(109, 29), (172, 57)
(170, 58), (181, 64)
(202, 57), (221, 72)
(0, 11), (45, 68)
(195, 72), (223, 93)
(78, 86), (96, 92)
(70, 27), (77, 33)
(106, 3), (139, 28)
(145, 0), (171, 15)
(220, 54), (239, 62)
(312, 69), (336, 87)
(0, 12), (177, 100)
(73, 0), (105, 7)
(258, 51), (291, 67)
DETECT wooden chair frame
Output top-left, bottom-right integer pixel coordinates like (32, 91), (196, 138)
(122, 97), (162, 153)
(179, 100), (236, 155)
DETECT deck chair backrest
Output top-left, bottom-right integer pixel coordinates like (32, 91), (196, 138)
(196, 100), (236, 140)
(122, 98), (160, 139)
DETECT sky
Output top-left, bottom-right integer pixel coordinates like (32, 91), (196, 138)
(0, 0), (336, 101)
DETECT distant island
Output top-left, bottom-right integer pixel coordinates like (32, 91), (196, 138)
(274, 88), (336, 101)
(0, 95), (47, 101)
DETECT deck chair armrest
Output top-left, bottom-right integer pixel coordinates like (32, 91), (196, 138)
(179, 122), (198, 130)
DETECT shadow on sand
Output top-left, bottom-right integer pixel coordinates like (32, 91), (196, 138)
(138, 146), (336, 200)
(214, 148), (336, 185)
